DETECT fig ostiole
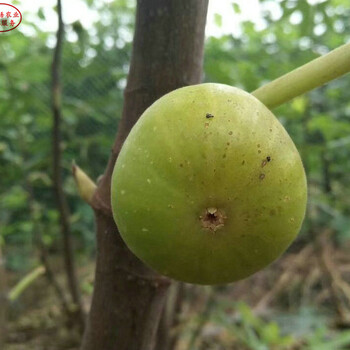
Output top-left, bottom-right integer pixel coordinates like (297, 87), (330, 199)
(111, 83), (307, 285)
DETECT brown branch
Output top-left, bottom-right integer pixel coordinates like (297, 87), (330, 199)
(81, 1), (208, 349)
(187, 288), (216, 350)
(39, 240), (71, 316)
(26, 179), (79, 328)
(319, 231), (350, 324)
(253, 245), (313, 313)
(0, 244), (8, 348)
(156, 282), (186, 350)
(51, 0), (85, 331)
(321, 150), (332, 194)
(312, 229), (350, 322)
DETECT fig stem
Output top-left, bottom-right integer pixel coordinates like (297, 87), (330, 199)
(252, 42), (350, 109)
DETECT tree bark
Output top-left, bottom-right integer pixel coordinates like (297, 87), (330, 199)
(81, 1), (208, 349)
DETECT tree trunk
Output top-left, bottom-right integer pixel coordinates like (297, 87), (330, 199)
(81, 1), (208, 349)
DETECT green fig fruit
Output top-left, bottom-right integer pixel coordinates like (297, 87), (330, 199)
(111, 83), (307, 285)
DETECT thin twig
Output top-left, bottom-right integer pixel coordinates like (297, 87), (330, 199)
(253, 245), (313, 313)
(156, 282), (186, 350)
(187, 288), (217, 350)
(0, 244), (8, 348)
(38, 241), (71, 316)
(51, 0), (85, 330)
(26, 179), (73, 320)
(313, 230), (350, 322)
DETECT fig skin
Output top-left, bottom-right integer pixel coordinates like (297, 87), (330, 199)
(111, 83), (307, 285)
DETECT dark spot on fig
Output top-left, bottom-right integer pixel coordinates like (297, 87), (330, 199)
(242, 160), (245, 165)
(257, 144), (260, 148)
(228, 99), (232, 102)
(270, 209), (276, 216)
(207, 213), (216, 222)
(205, 123), (209, 127)
(223, 154), (226, 158)
(179, 163), (183, 167)
(229, 131), (233, 135)
(206, 113), (214, 119)
(267, 156), (271, 162)
(201, 207), (226, 232)
(258, 150), (261, 154)
(227, 142), (230, 145)
(259, 173), (265, 180)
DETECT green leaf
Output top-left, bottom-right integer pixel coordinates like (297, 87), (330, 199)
(291, 96), (308, 114)
(232, 2), (241, 14)
(38, 8), (45, 20)
(214, 13), (222, 28)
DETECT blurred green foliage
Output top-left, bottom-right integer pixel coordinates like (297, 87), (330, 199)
(0, 0), (135, 268)
(203, 302), (350, 349)
(183, 297), (350, 349)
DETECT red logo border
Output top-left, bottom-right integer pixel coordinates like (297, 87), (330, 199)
(0, 3), (22, 33)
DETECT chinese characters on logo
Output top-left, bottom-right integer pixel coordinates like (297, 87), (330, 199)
(0, 4), (22, 32)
